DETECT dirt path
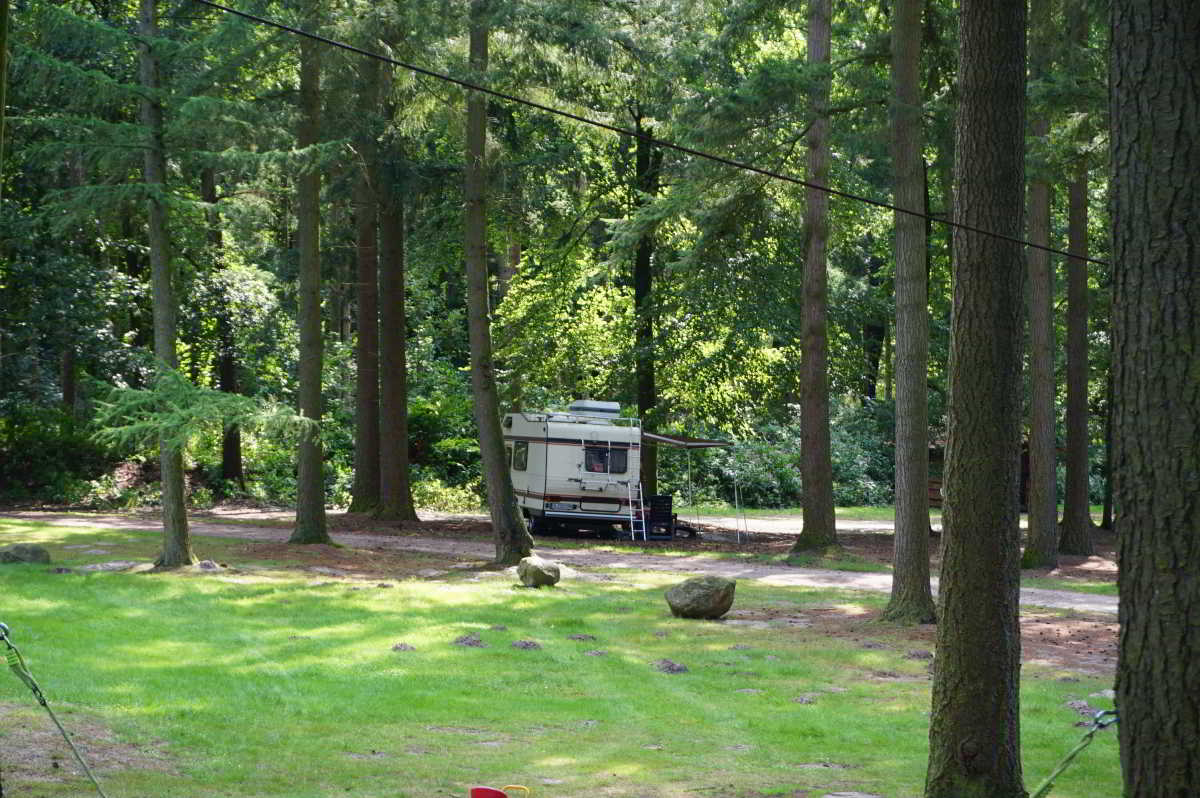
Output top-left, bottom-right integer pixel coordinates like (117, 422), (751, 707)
(2, 510), (1116, 615)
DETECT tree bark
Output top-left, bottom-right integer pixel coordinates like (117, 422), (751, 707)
(139, 0), (195, 568)
(201, 168), (245, 493)
(0, 0), (8, 208)
(465, 0), (533, 565)
(881, 0), (936, 625)
(1059, 166), (1093, 553)
(377, 190), (419, 521)
(1110, 1), (1200, 793)
(290, 3), (330, 544)
(349, 56), (381, 513)
(790, 0), (837, 555)
(925, 1), (1027, 795)
(632, 114), (661, 499)
(1023, 0), (1058, 569)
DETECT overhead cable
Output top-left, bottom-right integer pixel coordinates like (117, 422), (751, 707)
(190, 0), (1109, 268)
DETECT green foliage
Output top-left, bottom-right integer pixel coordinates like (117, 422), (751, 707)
(93, 367), (313, 452)
(0, 406), (122, 504)
(410, 473), (485, 512)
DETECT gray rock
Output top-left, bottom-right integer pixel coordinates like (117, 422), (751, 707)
(0, 544), (51, 565)
(665, 575), (736, 619)
(653, 658), (688, 674)
(517, 555), (561, 588)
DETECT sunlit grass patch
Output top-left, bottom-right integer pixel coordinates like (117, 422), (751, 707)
(0, 519), (1118, 797)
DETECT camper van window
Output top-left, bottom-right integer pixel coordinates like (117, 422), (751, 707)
(513, 441), (528, 471)
(505, 444), (513, 467)
(584, 446), (628, 475)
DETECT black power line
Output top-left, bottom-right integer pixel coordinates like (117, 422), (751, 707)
(191, 0), (1108, 268)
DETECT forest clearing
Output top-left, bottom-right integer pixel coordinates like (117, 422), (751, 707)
(1, 0), (1195, 795)
(2, 514), (1120, 798)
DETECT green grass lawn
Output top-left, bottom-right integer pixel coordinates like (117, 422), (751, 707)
(0, 519), (1119, 797)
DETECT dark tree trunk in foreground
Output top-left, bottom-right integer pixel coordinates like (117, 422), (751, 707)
(377, 191), (418, 521)
(290, 5), (330, 545)
(349, 56), (381, 513)
(465, 0), (533, 565)
(1111, 1), (1200, 793)
(925, 1), (1027, 796)
(140, 0), (195, 568)
(882, 0), (936, 625)
(632, 113), (661, 499)
(790, 0), (837, 555)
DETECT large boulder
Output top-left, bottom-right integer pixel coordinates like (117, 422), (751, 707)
(0, 544), (52, 565)
(666, 575), (736, 619)
(517, 555), (561, 588)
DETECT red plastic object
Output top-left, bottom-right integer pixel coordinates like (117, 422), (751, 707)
(469, 789), (510, 798)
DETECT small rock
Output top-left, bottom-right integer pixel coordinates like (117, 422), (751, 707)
(1066, 700), (1094, 717)
(377, 583), (394, 588)
(584, 650), (607, 657)
(517, 555), (561, 588)
(392, 643), (415, 652)
(197, 560), (221, 571)
(653, 658), (688, 674)
(860, 641), (885, 650)
(665, 575), (736, 619)
(78, 560), (139, 572)
(50, 567), (74, 574)
(793, 695), (817, 705)
(454, 633), (487, 648)
(654, 630), (668, 638)
(1058, 676), (1081, 683)
(905, 650), (934, 660)
(568, 634), (597, 641)
(734, 688), (764, 694)
(512, 640), (541, 650)
(1, 544), (52, 565)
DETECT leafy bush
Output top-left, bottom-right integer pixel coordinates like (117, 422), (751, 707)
(0, 406), (122, 504)
(411, 472), (484, 512)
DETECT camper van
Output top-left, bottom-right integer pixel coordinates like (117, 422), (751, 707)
(503, 400), (643, 534)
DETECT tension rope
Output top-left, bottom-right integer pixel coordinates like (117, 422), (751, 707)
(1029, 709), (1118, 798)
(0, 622), (110, 798)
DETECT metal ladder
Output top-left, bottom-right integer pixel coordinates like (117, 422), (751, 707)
(626, 481), (647, 541)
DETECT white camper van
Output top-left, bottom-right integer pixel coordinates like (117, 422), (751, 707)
(503, 400), (643, 534)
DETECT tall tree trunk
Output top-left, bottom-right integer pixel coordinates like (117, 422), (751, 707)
(632, 114), (661, 499)
(290, 4), (329, 544)
(1023, 0), (1058, 569)
(350, 56), (381, 513)
(881, 0), (936, 625)
(377, 190), (418, 522)
(0, 0), (8, 209)
(790, 0), (837, 554)
(925, 1), (1027, 795)
(1059, 165), (1093, 553)
(139, 0), (195, 568)
(1100, 366), (1113, 529)
(465, 0), (533, 565)
(201, 168), (245, 493)
(1110, 1), (1200, 793)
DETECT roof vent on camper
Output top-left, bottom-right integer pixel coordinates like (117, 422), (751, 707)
(568, 400), (621, 419)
